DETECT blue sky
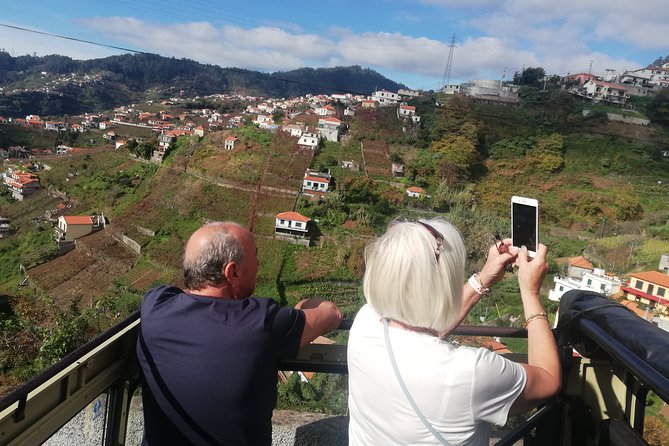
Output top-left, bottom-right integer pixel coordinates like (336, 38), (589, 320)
(0, 0), (667, 90)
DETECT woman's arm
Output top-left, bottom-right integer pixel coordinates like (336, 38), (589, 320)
(443, 239), (517, 336)
(509, 244), (561, 414)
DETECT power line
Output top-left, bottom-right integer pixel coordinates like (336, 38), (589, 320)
(0, 23), (148, 55)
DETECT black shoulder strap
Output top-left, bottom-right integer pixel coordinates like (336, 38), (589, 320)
(138, 328), (223, 446)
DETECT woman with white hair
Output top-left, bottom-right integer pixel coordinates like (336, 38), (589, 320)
(348, 218), (560, 445)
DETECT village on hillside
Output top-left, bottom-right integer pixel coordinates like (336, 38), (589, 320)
(2, 62), (669, 332)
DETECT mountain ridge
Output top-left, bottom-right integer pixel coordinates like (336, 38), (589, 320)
(0, 52), (407, 116)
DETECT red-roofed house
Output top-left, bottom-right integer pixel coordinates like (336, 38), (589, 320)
(582, 80), (630, 106)
(361, 100), (378, 109)
(406, 186), (427, 198)
(568, 255), (594, 279)
(314, 104), (337, 116)
(194, 126), (205, 138)
(622, 271), (669, 315)
(317, 117), (342, 142)
(3, 168), (41, 200)
(302, 170), (332, 197)
(55, 215), (97, 242)
(275, 212), (311, 240)
(563, 73), (598, 86)
(397, 103), (420, 123)
(224, 136), (239, 151)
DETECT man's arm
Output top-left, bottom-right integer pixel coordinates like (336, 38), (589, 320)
(295, 299), (343, 347)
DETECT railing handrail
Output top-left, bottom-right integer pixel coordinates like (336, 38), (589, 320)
(0, 310), (140, 412)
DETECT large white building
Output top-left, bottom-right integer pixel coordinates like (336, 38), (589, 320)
(549, 268), (622, 302)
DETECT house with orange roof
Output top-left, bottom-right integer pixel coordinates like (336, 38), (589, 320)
(568, 255), (594, 279)
(622, 271), (669, 315)
(275, 212), (311, 242)
(302, 169), (332, 197)
(194, 126), (205, 138)
(3, 168), (41, 200)
(582, 80), (630, 106)
(26, 115), (43, 127)
(397, 103), (420, 123)
(224, 136), (238, 151)
(406, 186), (427, 198)
(55, 215), (102, 242)
(360, 99), (378, 109)
(317, 117), (342, 142)
(314, 104), (337, 117)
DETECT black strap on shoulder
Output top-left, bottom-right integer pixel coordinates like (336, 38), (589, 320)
(138, 328), (223, 446)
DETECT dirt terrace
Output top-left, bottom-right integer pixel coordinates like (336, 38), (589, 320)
(28, 229), (138, 310)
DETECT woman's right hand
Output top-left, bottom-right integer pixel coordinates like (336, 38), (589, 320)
(516, 244), (548, 300)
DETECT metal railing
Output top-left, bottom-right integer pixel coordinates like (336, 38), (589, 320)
(0, 299), (667, 446)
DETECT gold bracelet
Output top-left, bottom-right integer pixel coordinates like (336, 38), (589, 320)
(524, 312), (549, 327)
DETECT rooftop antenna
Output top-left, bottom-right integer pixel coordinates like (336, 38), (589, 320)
(441, 34), (457, 90)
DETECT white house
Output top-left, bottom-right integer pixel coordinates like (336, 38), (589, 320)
(224, 137), (238, 150)
(620, 64), (669, 88)
(275, 212), (311, 238)
(282, 123), (306, 137)
(582, 80), (630, 105)
(297, 132), (320, 149)
(372, 90), (400, 106)
(54, 215), (100, 242)
(302, 170), (332, 197)
(549, 268), (622, 302)
(317, 117), (342, 142)
(397, 104), (420, 123)
(314, 105), (337, 116)
(406, 186), (427, 198)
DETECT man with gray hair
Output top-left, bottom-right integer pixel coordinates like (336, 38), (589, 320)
(137, 221), (342, 445)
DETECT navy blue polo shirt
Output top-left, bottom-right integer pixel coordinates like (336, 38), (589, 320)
(137, 285), (305, 445)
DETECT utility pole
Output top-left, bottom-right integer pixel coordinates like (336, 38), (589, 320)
(441, 34), (457, 90)
(588, 60), (593, 74)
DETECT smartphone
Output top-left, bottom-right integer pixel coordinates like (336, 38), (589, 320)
(511, 196), (539, 257)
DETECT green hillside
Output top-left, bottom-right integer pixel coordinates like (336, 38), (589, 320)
(0, 89), (668, 402)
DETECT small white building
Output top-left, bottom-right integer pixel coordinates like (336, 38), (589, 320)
(372, 90), (400, 106)
(406, 186), (427, 198)
(275, 212), (311, 239)
(54, 215), (101, 242)
(314, 105), (337, 116)
(397, 104), (420, 123)
(297, 132), (320, 149)
(224, 137), (238, 151)
(317, 117), (342, 142)
(302, 170), (332, 197)
(282, 123), (306, 138)
(549, 268), (622, 302)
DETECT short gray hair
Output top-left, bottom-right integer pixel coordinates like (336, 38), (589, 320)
(183, 222), (245, 290)
(363, 218), (466, 332)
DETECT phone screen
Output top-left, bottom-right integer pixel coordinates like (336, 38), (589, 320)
(512, 202), (537, 252)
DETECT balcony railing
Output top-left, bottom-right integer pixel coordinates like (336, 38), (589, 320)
(0, 291), (667, 445)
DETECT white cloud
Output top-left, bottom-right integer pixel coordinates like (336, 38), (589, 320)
(0, 22), (115, 60)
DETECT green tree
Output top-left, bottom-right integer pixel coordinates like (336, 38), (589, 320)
(513, 67), (546, 88)
(432, 134), (478, 180)
(646, 89), (669, 127)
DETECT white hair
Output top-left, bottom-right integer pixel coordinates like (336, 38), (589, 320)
(363, 218), (466, 332)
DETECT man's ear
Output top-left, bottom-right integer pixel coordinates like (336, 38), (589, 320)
(223, 261), (237, 282)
